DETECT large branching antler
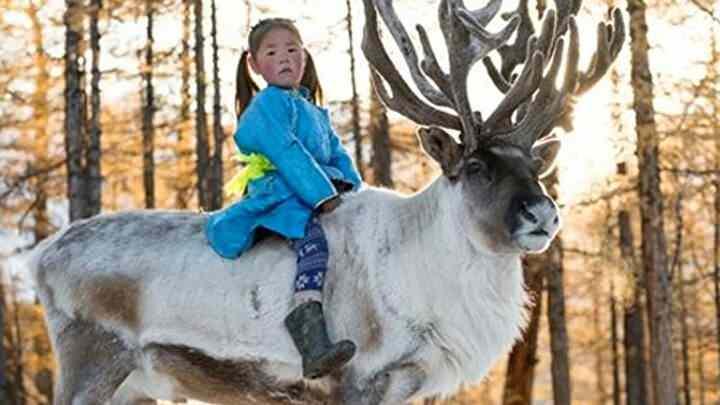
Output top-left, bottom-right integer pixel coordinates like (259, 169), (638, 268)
(362, 0), (518, 152)
(362, 0), (462, 131)
(481, 0), (626, 150)
(361, 0), (625, 155)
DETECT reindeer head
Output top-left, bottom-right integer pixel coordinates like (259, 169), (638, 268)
(362, 0), (624, 254)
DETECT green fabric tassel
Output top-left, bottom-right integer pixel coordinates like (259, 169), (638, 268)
(224, 152), (275, 197)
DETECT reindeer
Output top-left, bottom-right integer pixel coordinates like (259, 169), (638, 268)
(28, 0), (624, 403)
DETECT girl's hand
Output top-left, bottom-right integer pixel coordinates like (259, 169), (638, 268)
(319, 196), (342, 213)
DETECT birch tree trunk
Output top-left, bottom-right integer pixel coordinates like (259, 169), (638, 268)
(64, 0), (88, 222)
(141, 0), (156, 209)
(193, 0), (210, 211)
(502, 259), (544, 405)
(86, 0), (102, 217)
(346, 0), (363, 176)
(209, 0), (223, 211)
(627, 0), (678, 402)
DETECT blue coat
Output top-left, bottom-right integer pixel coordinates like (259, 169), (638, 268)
(205, 85), (362, 259)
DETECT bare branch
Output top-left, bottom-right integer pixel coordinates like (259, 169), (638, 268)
(689, 0), (720, 25)
(0, 159), (65, 203)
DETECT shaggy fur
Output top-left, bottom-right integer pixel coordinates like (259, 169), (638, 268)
(29, 159), (559, 404)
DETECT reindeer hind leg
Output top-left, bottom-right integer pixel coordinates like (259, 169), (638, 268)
(52, 317), (136, 405)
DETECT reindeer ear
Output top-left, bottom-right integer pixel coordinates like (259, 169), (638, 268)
(418, 126), (463, 178)
(531, 137), (562, 178)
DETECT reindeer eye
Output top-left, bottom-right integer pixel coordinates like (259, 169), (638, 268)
(466, 159), (493, 182)
(466, 160), (485, 173)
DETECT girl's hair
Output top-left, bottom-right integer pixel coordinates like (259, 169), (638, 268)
(235, 18), (324, 119)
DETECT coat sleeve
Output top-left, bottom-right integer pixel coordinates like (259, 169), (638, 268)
(328, 126), (362, 190)
(235, 89), (337, 208)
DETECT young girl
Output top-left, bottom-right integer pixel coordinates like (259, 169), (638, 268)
(205, 18), (362, 379)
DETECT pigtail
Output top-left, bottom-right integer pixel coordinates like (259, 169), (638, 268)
(235, 50), (260, 119)
(301, 50), (324, 106)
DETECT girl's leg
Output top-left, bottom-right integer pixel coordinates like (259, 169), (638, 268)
(290, 216), (328, 305)
(285, 216), (356, 379)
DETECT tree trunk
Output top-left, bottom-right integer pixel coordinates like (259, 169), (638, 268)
(29, 0), (52, 242)
(142, 0), (156, 209)
(64, 0), (88, 222)
(86, 0), (102, 217)
(345, 0), (363, 177)
(627, 1), (678, 403)
(672, 194), (690, 405)
(32, 320), (54, 405)
(692, 286), (705, 405)
(711, 26), (720, 395)
(677, 263), (690, 405)
(175, 0), (194, 209)
(0, 278), (9, 404)
(502, 258), (544, 405)
(209, 0), (223, 211)
(593, 275), (608, 404)
(619, 206), (648, 405)
(613, 59), (647, 404)
(544, 173), (571, 405)
(10, 285), (26, 405)
(369, 79), (392, 187)
(610, 280), (621, 405)
(193, 0), (210, 211)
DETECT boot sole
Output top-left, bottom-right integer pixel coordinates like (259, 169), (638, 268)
(304, 342), (356, 379)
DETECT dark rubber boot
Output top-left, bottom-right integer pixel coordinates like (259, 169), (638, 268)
(284, 301), (356, 379)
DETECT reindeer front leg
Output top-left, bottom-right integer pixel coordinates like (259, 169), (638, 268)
(340, 363), (426, 405)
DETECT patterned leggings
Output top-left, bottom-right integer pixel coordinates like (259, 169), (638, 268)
(290, 216), (329, 294)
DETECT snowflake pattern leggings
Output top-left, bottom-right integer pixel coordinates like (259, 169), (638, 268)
(290, 215), (329, 293)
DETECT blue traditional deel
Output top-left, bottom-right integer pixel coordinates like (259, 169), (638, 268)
(205, 85), (362, 259)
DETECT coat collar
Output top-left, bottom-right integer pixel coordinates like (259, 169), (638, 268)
(269, 84), (312, 101)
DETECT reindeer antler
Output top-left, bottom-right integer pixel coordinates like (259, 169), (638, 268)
(362, 0), (625, 154)
(486, 2), (626, 150)
(362, 0), (462, 131)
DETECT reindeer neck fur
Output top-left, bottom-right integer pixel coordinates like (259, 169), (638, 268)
(326, 177), (528, 396)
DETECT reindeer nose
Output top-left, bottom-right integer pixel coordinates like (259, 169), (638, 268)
(519, 200), (538, 224)
(515, 195), (558, 230)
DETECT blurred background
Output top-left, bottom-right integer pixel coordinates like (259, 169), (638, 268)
(0, 0), (719, 403)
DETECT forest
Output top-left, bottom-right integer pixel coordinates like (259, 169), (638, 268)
(0, 0), (718, 404)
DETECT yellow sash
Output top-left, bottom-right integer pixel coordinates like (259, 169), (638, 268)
(224, 152), (276, 197)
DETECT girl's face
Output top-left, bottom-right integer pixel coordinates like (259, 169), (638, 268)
(249, 28), (306, 89)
